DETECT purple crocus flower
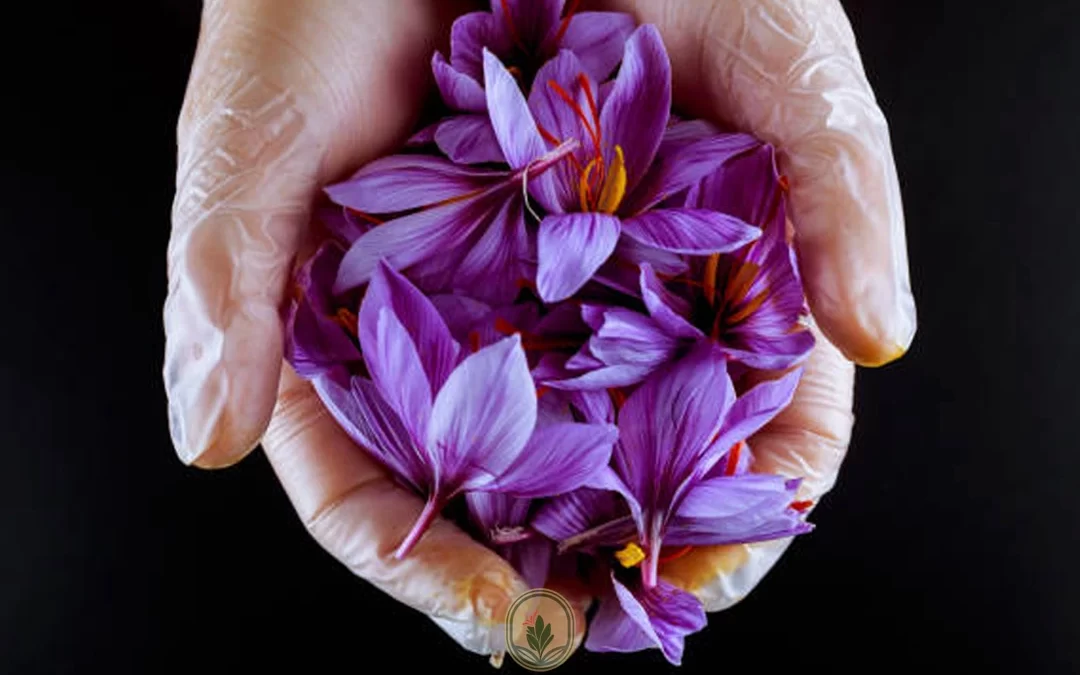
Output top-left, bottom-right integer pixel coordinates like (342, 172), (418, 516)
(283, 240), (364, 379)
(326, 141), (575, 304)
(551, 146), (816, 389)
(587, 572), (706, 666)
(420, 0), (635, 164)
(529, 343), (811, 663)
(312, 260), (618, 558)
(484, 25), (764, 302)
(535, 340), (811, 585)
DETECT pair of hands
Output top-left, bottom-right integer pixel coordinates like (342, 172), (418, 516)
(165, 0), (916, 658)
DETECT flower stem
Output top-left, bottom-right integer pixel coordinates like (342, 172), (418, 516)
(394, 497), (443, 559)
(642, 545), (660, 589)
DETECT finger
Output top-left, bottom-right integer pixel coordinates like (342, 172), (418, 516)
(660, 321), (855, 610)
(589, 0), (916, 366)
(164, 0), (459, 468)
(263, 365), (530, 656)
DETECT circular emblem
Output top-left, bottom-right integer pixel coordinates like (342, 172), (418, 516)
(504, 589), (575, 671)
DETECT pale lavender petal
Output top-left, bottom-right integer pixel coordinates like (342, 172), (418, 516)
(432, 52), (486, 112)
(638, 263), (699, 339)
(614, 342), (734, 511)
(325, 154), (504, 213)
(536, 212), (621, 302)
(555, 12), (635, 81)
(466, 491), (531, 532)
(312, 374), (428, 493)
(587, 577), (706, 666)
(359, 262), (460, 394)
(531, 486), (632, 544)
(484, 49), (546, 170)
(598, 25), (671, 192)
(334, 186), (506, 293)
(708, 368), (803, 461)
(428, 335), (537, 491)
(482, 422), (617, 497)
(450, 12), (510, 81)
(546, 363), (656, 391)
(621, 208), (761, 254)
(585, 585), (658, 656)
(581, 306), (680, 366)
(718, 332), (816, 371)
(451, 191), (528, 304)
(434, 114), (506, 165)
(628, 132), (761, 213)
(666, 474), (811, 546)
(360, 308), (433, 441)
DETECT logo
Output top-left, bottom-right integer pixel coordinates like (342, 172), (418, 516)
(504, 589), (575, 671)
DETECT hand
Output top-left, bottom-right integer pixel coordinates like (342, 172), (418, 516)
(164, 0), (915, 659)
(164, 0), (560, 656)
(588, 0), (915, 610)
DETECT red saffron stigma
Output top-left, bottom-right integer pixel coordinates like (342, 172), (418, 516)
(658, 545), (693, 564)
(329, 307), (359, 338)
(499, 0), (526, 51)
(552, 0), (581, 46)
(494, 317), (519, 336)
(723, 441), (744, 476)
(778, 175), (791, 193)
(549, 79), (601, 151)
(608, 388), (627, 411)
(468, 330), (481, 354)
(790, 500), (814, 512)
(536, 385), (551, 399)
(346, 208), (383, 225)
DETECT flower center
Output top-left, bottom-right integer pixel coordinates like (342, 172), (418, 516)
(537, 75), (628, 215)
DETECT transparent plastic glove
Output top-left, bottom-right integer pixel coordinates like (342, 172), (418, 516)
(163, 0), (593, 658)
(588, 0), (915, 610)
(164, 0), (914, 661)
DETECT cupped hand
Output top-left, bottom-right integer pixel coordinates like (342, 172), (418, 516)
(165, 0), (549, 656)
(164, 0), (914, 659)
(590, 0), (914, 611)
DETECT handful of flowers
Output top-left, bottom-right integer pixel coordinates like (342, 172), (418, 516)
(285, 1), (816, 666)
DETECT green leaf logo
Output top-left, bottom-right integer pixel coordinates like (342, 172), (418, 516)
(506, 590), (576, 671)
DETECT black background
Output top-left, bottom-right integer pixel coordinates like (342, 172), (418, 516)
(2, 1), (1078, 672)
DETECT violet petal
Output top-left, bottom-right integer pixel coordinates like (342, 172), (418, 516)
(536, 212), (621, 302)
(434, 114), (506, 165)
(620, 208), (761, 254)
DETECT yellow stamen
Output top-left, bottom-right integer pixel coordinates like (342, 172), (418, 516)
(596, 146), (627, 214)
(702, 253), (720, 307)
(615, 542), (646, 568)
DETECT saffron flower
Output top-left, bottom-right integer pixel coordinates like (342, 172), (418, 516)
(309, 261), (618, 558)
(485, 25), (764, 302)
(283, 240), (364, 380)
(530, 343), (812, 663)
(551, 145), (815, 389)
(597, 342), (811, 585)
(422, 0), (635, 164)
(327, 141), (575, 304)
